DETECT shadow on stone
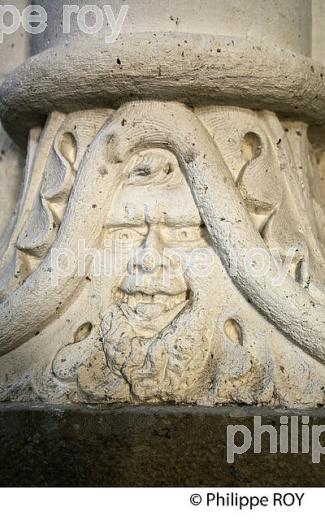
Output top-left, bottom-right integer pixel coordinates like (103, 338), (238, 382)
(0, 404), (325, 487)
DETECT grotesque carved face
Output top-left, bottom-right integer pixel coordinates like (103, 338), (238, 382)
(93, 148), (219, 402)
(106, 149), (210, 338)
(52, 147), (219, 403)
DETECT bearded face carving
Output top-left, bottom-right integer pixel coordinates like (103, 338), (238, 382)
(107, 149), (197, 338)
(1, 101), (325, 407)
(110, 149), (219, 326)
(78, 148), (220, 402)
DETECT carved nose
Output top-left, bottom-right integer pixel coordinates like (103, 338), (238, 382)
(128, 248), (161, 274)
(128, 226), (165, 274)
(141, 251), (157, 272)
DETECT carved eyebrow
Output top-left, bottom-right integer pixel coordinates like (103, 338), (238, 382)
(107, 224), (149, 235)
(162, 214), (203, 226)
(106, 212), (147, 226)
(106, 208), (203, 227)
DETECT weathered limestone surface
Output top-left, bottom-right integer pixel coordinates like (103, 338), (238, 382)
(0, 0), (325, 409)
(0, 0), (30, 240)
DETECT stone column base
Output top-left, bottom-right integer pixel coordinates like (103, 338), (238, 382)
(0, 405), (325, 486)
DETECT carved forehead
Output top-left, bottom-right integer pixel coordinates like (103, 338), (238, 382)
(107, 150), (202, 226)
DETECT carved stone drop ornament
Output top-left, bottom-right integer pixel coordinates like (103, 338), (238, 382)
(0, 0), (325, 407)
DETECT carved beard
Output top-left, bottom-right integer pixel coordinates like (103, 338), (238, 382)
(100, 289), (217, 402)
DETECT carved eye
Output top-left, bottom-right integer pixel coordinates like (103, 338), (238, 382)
(110, 228), (144, 243)
(179, 230), (189, 240)
(175, 227), (204, 242)
(161, 226), (207, 246)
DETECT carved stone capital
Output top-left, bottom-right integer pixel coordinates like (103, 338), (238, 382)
(0, 1), (325, 407)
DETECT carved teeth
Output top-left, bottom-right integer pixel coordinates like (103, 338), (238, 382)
(128, 295), (138, 310)
(166, 298), (174, 310)
(117, 290), (188, 314)
(153, 294), (168, 304)
(175, 293), (186, 305)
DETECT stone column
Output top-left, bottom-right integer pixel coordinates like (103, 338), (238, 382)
(0, 0), (30, 238)
(0, 0), (325, 410)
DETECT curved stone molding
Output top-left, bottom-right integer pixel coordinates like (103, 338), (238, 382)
(0, 125), (24, 240)
(1, 34), (325, 147)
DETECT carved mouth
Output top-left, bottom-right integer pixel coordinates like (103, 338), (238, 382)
(115, 288), (188, 319)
